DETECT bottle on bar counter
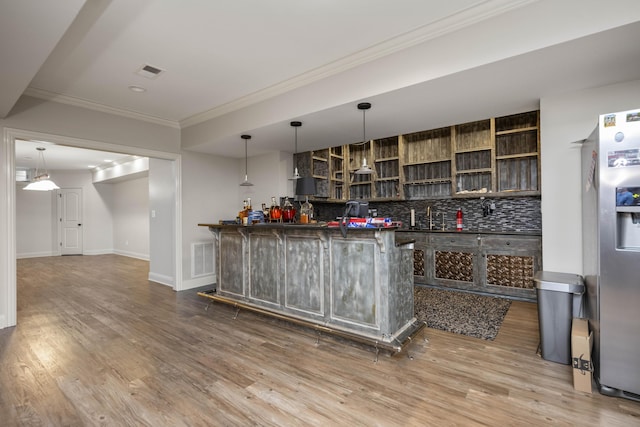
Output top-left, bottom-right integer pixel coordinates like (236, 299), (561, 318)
(238, 200), (249, 225)
(282, 197), (296, 223)
(269, 196), (281, 222)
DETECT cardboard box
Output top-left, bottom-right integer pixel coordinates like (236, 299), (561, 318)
(571, 318), (593, 393)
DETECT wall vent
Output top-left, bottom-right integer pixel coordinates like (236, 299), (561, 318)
(191, 242), (214, 278)
(136, 64), (165, 79)
(16, 168), (31, 182)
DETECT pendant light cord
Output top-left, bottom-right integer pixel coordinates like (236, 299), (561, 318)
(362, 108), (366, 144)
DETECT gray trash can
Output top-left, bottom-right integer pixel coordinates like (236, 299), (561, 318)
(533, 271), (585, 364)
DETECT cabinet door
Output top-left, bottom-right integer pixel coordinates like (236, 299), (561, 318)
(480, 235), (541, 299)
(429, 234), (480, 290)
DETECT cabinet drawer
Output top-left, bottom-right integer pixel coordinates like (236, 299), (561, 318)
(430, 233), (480, 248)
(480, 236), (540, 251)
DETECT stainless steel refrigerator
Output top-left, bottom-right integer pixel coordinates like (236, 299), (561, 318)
(582, 108), (640, 400)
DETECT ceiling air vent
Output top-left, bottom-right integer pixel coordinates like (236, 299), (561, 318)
(135, 64), (165, 79)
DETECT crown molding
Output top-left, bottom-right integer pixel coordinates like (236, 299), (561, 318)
(180, 0), (537, 128)
(23, 87), (181, 129)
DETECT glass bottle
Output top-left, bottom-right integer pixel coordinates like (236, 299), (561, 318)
(239, 200), (249, 225)
(269, 196), (282, 222)
(300, 197), (313, 224)
(282, 197), (296, 223)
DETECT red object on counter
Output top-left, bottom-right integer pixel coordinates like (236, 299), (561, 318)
(456, 208), (463, 231)
(282, 206), (296, 222)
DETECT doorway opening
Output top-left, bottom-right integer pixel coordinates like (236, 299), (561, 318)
(2, 127), (183, 329)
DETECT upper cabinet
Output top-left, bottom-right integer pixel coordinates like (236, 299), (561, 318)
(373, 136), (401, 200)
(295, 110), (540, 201)
(494, 111), (539, 193)
(453, 119), (493, 195)
(403, 127), (452, 199)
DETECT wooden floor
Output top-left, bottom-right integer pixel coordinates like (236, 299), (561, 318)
(1, 255), (639, 426)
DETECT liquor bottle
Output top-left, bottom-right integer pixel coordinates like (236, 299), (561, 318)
(269, 196), (282, 222)
(239, 200), (249, 225)
(300, 197), (313, 224)
(282, 197), (296, 223)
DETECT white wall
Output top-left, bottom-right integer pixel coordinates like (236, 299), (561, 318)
(15, 185), (55, 258)
(16, 169), (115, 258)
(180, 151), (237, 289)
(7, 96), (180, 153)
(148, 158), (176, 287)
(112, 176), (149, 260)
(540, 79), (640, 275)
(238, 151), (296, 210)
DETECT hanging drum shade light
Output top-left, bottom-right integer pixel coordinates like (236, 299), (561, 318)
(240, 134), (254, 187)
(355, 102), (373, 175)
(289, 121), (302, 181)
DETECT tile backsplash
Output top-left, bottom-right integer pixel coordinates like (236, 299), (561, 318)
(312, 196), (541, 232)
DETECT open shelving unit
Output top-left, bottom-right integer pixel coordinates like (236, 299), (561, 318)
(453, 119), (493, 195)
(495, 111), (539, 193)
(402, 127), (452, 200)
(294, 110), (540, 202)
(373, 136), (401, 199)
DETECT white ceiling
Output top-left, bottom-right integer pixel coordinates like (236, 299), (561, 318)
(3, 0), (640, 165)
(15, 140), (134, 171)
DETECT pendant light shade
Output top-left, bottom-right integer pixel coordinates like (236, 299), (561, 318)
(355, 102), (373, 175)
(240, 134), (254, 187)
(289, 121), (302, 180)
(23, 147), (60, 191)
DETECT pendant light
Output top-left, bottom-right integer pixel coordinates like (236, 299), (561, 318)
(289, 121), (302, 180)
(239, 134), (254, 187)
(23, 147), (60, 191)
(355, 102), (373, 175)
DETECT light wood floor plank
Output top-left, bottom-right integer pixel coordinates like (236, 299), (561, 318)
(1, 255), (639, 426)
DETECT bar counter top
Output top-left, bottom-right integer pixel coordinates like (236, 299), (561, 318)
(198, 223), (540, 236)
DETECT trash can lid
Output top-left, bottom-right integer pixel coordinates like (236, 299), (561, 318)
(533, 271), (584, 294)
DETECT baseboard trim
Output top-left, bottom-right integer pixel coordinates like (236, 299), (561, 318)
(83, 249), (114, 256)
(181, 275), (216, 291)
(114, 249), (149, 261)
(16, 251), (55, 259)
(148, 272), (174, 287)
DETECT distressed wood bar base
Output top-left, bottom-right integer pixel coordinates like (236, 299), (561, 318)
(198, 223), (423, 355)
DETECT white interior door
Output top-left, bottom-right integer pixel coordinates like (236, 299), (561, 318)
(58, 188), (83, 255)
